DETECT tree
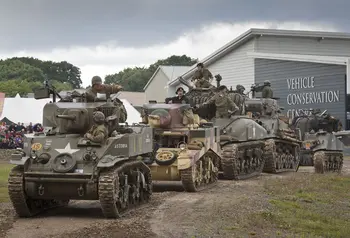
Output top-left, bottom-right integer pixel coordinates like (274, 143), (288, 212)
(10, 57), (82, 88)
(104, 55), (197, 92)
(148, 55), (198, 73)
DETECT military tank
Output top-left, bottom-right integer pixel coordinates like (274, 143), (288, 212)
(8, 85), (153, 218)
(140, 102), (220, 192)
(178, 76), (267, 180)
(245, 84), (302, 174)
(290, 109), (343, 173)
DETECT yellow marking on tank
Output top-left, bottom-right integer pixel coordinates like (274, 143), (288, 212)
(31, 143), (42, 151)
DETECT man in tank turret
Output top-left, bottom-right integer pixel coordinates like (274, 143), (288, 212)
(235, 85), (245, 95)
(84, 111), (108, 143)
(262, 80), (273, 98)
(85, 76), (123, 102)
(191, 63), (213, 88)
(166, 87), (190, 104)
(200, 85), (239, 118)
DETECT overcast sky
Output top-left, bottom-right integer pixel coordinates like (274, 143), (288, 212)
(0, 0), (348, 86)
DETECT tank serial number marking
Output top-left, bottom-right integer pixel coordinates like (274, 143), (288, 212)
(115, 144), (128, 148)
(31, 143), (42, 151)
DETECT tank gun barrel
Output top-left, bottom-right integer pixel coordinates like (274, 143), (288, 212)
(56, 114), (76, 120)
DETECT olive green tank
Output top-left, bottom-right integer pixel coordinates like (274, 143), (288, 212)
(8, 86), (153, 218)
(179, 76), (266, 180)
(290, 109), (343, 173)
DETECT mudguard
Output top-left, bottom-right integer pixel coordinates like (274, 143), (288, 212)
(10, 156), (30, 165)
(97, 155), (129, 168)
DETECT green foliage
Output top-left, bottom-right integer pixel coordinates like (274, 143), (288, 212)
(0, 57), (79, 96)
(0, 164), (14, 203)
(104, 55), (197, 92)
(11, 57), (82, 88)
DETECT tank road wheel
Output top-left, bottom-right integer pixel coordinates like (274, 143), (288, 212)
(8, 166), (69, 217)
(222, 142), (264, 180)
(98, 160), (152, 219)
(180, 153), (219, 192)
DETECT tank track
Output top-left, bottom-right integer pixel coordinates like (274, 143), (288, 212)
(299, 151), (314, 166)
(99, 160), (152, 218)
(8, 166), (69, 218)
(314, 151), (343, 173)
(180, 152), (220, 192)
(221, 141), (265, 180)
(263, 139), (301, 173)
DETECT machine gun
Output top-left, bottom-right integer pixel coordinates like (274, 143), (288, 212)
(34, 78), (63, 102)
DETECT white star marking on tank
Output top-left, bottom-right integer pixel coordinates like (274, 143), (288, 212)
(55, 143), (80, 154)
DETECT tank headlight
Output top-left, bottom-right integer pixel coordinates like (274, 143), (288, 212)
(179, 143), (187, 150)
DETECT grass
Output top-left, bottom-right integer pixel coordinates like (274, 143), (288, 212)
(0, 164), (14, 202)
(250, 173), (350, 238)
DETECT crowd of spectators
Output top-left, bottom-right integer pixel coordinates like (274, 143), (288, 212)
(0, 122), (43, 149)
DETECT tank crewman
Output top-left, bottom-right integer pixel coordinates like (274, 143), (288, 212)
(235, 85), (245, 95)
(201, 85), (239, 118)
(84, 111), (108, 143)
(231, 85), (246, 114)
(262, 80), (273, 98)
(85, 76), (123, 102)
(167, 87), (190, 104)
(191, 63), (213, 88)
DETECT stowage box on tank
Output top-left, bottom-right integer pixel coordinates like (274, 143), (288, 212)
(8, 87), (153, 219)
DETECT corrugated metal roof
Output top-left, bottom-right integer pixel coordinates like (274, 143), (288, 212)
(143, 65), (191, 90)
(168, 28), (350, 86)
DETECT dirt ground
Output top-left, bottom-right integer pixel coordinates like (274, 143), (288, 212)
(0, 160), (349, 238)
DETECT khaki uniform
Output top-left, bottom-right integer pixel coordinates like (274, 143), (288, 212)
(85, 84), (122, 102)
(85, 124), (108, 143)
(192, 68), (213, 88)
(206, 92), (239, 118)
(262, 86), (273, 98)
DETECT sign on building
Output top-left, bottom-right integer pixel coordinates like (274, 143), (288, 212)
(254, 59), (347, 127)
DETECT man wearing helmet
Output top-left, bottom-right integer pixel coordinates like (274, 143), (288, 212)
(235, 84), (245, 95)
(85, 76), (123, 102)
(84, 111), (108, 143)
(201, 85), (239, 118)
(262, 80), (273, 98)
(191, 63), (213, 88)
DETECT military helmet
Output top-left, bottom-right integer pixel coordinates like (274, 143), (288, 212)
(264, 80), (271, 85)
(93, 111), (105, 123)
(236, 84), (245, 90)
(91, 76), (102, 86)
(218, 85), (227, 91)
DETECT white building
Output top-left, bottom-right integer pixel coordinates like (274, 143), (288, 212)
(143, 65), (190, 102)
(168, 28), (350, 127)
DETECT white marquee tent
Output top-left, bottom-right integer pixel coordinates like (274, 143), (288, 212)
(0, 93), (141, 125)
